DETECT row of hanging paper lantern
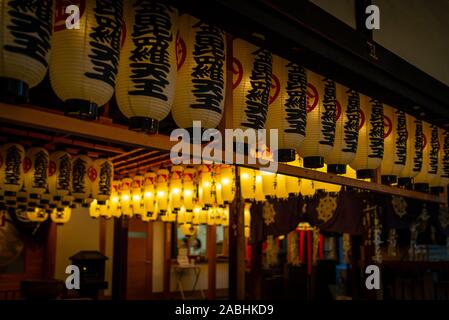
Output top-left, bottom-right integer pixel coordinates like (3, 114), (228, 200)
(0, 143), (113, 223)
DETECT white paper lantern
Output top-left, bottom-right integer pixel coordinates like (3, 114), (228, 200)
(143, 171), (156, 216)
(285, 157), (301, 195)
(89, 199), (100, 218)
(398, 115), (423, 185)
(254, 172), (266, 202)
(27, 207), (48, 223)
(182, 167), (196, 211)
(108, 180), (121, 218)
(232, 38), (272, 134)
(0, 143), (25, 207)
(91, 157), (113, 205)
(265, 55), (307, 162)
(156, 168), (169, 214)
(172, 14), (226, 129)
(131, 174), (144, 216)
(71, 153), (93, 205)
(50, 0), (123, 119)
(414, 123), (439, 192)
(170, 165), (184, 210)
(380, 106), (407, 184)
(120, 176), (133, 217)
(298, 70), (337, 168)
(198, 164), (214, 208)
(219, 165), (235, 203)
(48, 150), (72, 207)
(240, 167), (255, 200)
(0, 0), (52, 103)
(261, 170), (276, 198)
(115, 1), (177, 133)
(324, 85), (360, 174)
(23, 147), (49, 209)
(51, 206), (71, 224)
(349, 95), (384, 179)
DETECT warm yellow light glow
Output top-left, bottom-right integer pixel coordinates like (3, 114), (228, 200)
(184, 189), (192, 196)
(241, 173), (249, 179)
(203, 181), (210, 188)
(255, 175), (262, 183)
(111, 196), (119, 203)
(221, 177), (230, 185)
(132, 194), (141, 202)
(144, 192), (153, 198)
(172, 187), (180, 195)
(121, 194), (129, 202)
(157, 190), (165, 197)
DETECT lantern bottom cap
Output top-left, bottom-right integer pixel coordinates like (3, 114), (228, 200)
(381, 175), (397, 185)
(414, 183), (429, 193)
(97, 200), (107, 205)
(430, 186), (444, 194)
(0, 77), (29, 104)
(303, 156), (324, 168)
(129, 117), (159, 134)
(398, 177), (412, 185)
(327, 164), (347, 174)
(64, 99), (98, 120)
(277, 149), (296, 163)
(356, 169), (375, 179)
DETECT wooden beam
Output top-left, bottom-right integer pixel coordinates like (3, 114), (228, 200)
(113, 150), (159, 168)
(207, 225), (217, 300)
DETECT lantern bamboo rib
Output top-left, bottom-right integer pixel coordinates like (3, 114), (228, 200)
(0, 103), (442, 204)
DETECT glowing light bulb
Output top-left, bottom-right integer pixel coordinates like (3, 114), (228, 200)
(203, 181), (210, 188)
(255, 175), (262, 183)
(184, 189), (192, 196)
(157, 190), (165, 197)
(216, 183), (222, 190)
(221, 177), (230, 185)
(121, 194), (129, 201)
(172, 188), (180, 195)
(132, 194), (141, 202)
(144, 192), (153, 198)
(111, 196), (119, 203)
(241, 173), (249, 179)
(194, 207), (201, 214)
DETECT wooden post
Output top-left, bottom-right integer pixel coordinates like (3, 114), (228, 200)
(163, 222), (172, 299)
(207, 225), (217, 299)
(112, 217), (128, 300)
(250, 241), (263, 299)
(99, 219), (106, 255)
(43, 221), (57, 279)
(146, 221), (154, 297)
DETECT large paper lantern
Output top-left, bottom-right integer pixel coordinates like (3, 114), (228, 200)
(172, 14), (226, 129)
(170, 166), (183, 210)
(71, 152), (93, 205)
(380, 106), (407, 184)
(275, 174), (289, 199)
(50, 0), (123, 119)
(414, 123), (439, 192)
(254, 172), (266, 202)
(349, 96), (384, 179)
(298, 71), (337, 168)
(265, 55), (307, 162)
(430, 128), (449, 193)
(156, 168), (169, 214)
(398, 115), (423, 186)
(0, 0), (52, 103)
(48, 150), (72, 207)
(285, 157), (301, 195)
(115, 1), (177, 133)
(324, 86), (360, 174)
(261, 170), (276, 198)
(232, 38), (272, 138)
(0, 143), (25, 207)
(23, 147), (49, 209)
(182, 167), (196, 211)
(91, 157), (113, 205)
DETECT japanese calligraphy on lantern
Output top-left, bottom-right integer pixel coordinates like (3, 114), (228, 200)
(395, 110), (407, 165)
(320, 78), (337, 146)
(368, 99), (384, 159)
(284, 63), (307, 136)
(341, 89), (360, 153)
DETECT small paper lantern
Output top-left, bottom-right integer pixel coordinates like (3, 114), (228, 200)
(108, 180), (121, 218)
(198, 164), (214, 208)
(261, 170), (276, 198)
(115, 1), (177, 133)
(71, 153), (93, 205)
(172, 14), (226, 129)
(275, 174), (289, 199)
(192, 204), (202, 225)
(398, 115), (423, 185)
(232, 38), (272, 133)
(50, 0), (123, 119)
(244, 202), (251, 238)
(349, 96), (384, 179)
(91, 157), (113, 205)
(285, 157), (301, 195)
(27, 207), (48, 223)
(239, 167), (255, 200)
(324, 86), (360, 174)
(89, 199), (100, 218)
(0, 0), (52, 103)
(143, 172), (156, 215)
(51, 206), (71, 224)
(0, 143), (25, 207)
(99, 202), (111, 219)
(298, 71), (337, 168)
(131, 174), (144, 215)
(170, 166), (184, 210)
(265, 55), (307, 162)
(182, 167), (196, 211)
(120, 177), (133, 217)
(219, 165), (235, 203)
(222, 205), (230, 227)
(380, 106), (407, 184)
(414, 123), (439, 192)
(48, 150), (72, 206)
(430, 128), (448, 193)
(177, 206), (187, 225)
(180, 223), (196, 237)
(23, 147), (49, 208)
(254, 172), (266, 202)
(156, 168), (169, 214)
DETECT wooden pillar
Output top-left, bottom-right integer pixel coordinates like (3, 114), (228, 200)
(99, 218), (107, 255)
(250, 241), (263, 299)
(163, 222), (172, 299)
(43, 221), (57, 279)
(145, 221), (154, 297)
(207, 225), (217, 299)
(112, 217), (128, 300)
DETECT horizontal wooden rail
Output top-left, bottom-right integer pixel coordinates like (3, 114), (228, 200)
(0, 103), (443, 203)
